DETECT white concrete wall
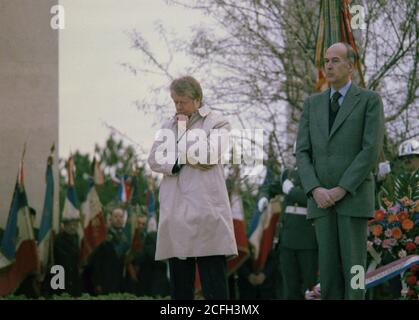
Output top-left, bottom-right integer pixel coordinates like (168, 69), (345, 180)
(0, 0), (59, 231)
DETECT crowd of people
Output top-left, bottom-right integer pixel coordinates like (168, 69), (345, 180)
(11, 207), (170, 299)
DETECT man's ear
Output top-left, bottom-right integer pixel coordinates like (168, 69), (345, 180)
(348, 61), (355, 73)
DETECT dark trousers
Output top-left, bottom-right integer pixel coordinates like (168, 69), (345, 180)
(168, 255), (228, 300)
(280, 247), (318, 300)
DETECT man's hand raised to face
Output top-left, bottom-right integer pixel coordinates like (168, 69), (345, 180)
(176, 113), (189, 123)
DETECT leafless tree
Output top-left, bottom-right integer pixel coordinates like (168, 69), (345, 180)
(124, 0), (418, 165)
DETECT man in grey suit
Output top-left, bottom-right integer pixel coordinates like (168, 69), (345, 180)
(296, 42), (385, 299)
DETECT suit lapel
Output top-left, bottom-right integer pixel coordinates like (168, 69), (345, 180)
(315, 89), (331, 141)
(329, 84), (361, 139)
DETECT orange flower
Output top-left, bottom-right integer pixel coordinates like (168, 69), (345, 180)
(402, 219), (414, 231)
(391, 227), (402, 240)
(371, 225), (383, 237)
(397, 211), (409, 222)
(414, 200), (419, 212)
(387, 214), (399, 223)
(374, 210), (385, 221)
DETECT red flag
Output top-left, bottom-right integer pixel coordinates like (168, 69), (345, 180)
(227, 193), (250, 275)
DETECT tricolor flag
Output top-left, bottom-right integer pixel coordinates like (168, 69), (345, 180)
(80, 157), (107, 263)
(247, 164), (274, 238)
(145, 177), (157, 232)
(37, 145), (55, 281)
(248, 166), (281, 272)
(123, 174), (140, 247)
(227, 192), (250, 275)
(0, 148), (39, 296)
(248, 196), (281, 272)
(111, 174), (132, 204)
(111, 172), (133, 239)
(62, 156), (82, 222)
(61, 156), (84, 250)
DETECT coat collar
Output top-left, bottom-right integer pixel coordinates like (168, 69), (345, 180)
(198, 105), (211, 117)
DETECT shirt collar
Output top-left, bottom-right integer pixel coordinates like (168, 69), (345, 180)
(330, 80), (352, 99)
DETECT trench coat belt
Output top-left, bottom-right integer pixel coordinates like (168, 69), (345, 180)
(285, 206), (307, 215)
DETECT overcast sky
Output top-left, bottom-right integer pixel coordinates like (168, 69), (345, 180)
(59, 0), (211, 160)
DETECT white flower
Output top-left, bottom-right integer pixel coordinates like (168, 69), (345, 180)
(384, 229), (393, 238)
(373, 238), (382, 245)
(398, 249), (407, 258)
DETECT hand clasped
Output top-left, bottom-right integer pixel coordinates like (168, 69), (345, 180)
(313, 186), (347, 209)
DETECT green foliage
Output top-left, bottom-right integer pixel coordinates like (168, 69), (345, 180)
(380, 169), (419, 204)
(393, 169), (419, 201)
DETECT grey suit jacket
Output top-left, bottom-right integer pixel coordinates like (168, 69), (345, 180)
(296, 84), (385, 219)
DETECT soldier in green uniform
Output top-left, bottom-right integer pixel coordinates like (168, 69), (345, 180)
(279, 146), (318, 300)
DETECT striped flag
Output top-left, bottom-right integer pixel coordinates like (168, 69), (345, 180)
(37, 145), (55, 281)
(248, 196), (281, 272)
(315, 0), (365, 91)
(145, 177), (157, 232)
(80, 157), (107, 263)
(227, 192), (250, 275)
(0, 148), (39, 296)
(61, 155), (86, 265)
(62, 156), (82, 222)
(248, 165), (281, 272)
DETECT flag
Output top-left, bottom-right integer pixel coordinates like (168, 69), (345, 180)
(248, 196), (281, 272)
(37, 145), (55, 281)
(80, 157), (107, 263)
(0, 149), (39, 296)
(92, 156), (105, 185)
(145, 177), (157, 233)
(227, 192), (250, 275)
(111, 174), (132, 204)
(248, 164), (280, 272)
(112, 172), (134, 240)
(61, 156), (84, 246)
(123, 174), (139, 244)
(315, 0), (365, 91)
(124, 174), (141, 248)
(62, 156), (82, 222)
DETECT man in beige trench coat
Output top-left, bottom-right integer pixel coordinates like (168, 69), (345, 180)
(148, 76), (238, 300)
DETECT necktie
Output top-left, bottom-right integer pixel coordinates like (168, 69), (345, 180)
(331, 91), (342, 113)
(329, 91), (342, 132)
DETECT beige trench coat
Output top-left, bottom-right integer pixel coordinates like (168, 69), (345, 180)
(148, 105), (238, 260)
